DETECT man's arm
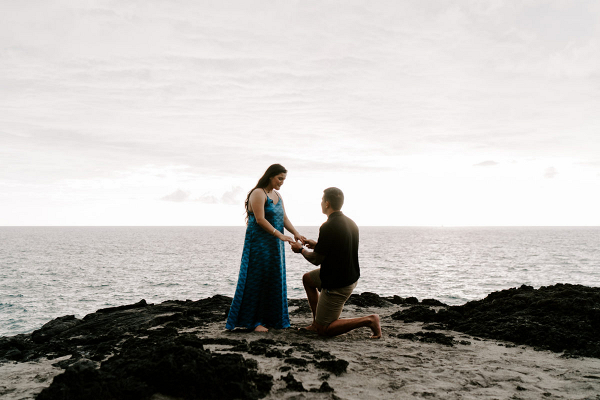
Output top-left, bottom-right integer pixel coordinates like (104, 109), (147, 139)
(301, 248), (325, 266)
(290, 241), (325, 266)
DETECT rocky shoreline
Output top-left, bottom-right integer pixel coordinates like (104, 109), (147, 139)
(1, 283), (600, 399)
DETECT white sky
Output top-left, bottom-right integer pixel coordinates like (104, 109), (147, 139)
(1, 0), (599, 226)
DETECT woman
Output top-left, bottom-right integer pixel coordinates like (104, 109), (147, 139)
(226, 164), (306, 332)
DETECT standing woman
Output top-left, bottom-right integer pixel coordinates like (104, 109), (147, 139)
(226, 164), (306, 332)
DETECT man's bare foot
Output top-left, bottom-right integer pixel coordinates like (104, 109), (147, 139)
(254, 325), (268, 332)
(298, 324), (318, 332)
(369, 314), (382, 339)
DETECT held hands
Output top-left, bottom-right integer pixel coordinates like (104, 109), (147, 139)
(290, 240), (304, 254)
(279, 234), (295, 243)
(294, 234), (307, 245)
(275, 229), (306, 245)
(290, 237), (315, 254)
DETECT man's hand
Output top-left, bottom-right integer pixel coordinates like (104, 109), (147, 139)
(294, 234), (307, 245)
(290, 240), (303, 253)
(305, 239), (317, 249)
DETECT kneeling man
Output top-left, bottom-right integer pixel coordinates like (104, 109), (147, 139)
(290, 187), (382, 339)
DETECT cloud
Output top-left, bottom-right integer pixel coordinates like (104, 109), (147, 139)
(194, 194), (219, 204)
(161, 187), (243, 205)
(474, 161), (499, 167)
(161, 189), (190, 202)
(221, 186), (244, 205)
(544, 167), (558, 179)
(196, 187), (244, 205)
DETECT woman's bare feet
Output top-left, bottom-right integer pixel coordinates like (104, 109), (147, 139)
(369, 314), (382, 339)
(254, 325), (268, 332)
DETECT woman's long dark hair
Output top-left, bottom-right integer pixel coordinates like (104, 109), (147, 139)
(245, 164), (287, 222)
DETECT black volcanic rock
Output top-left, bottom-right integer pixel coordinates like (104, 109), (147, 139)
(384, 295), (406, 305)
(280, 372), (306, 392)
(96, 299), (150, 313)
(395, 284), (600, 358)
(391, 305), (438, 323)
(311, 381), (335, 392)
(422, 298), (447, 307)
(316, 359), (349, 375)
(0, 295), (234, 365)
(346, 292), (393, 307)
(288, 299), (312, 315)
(37, 334), (273, 400)
(31, 315), (82, 344)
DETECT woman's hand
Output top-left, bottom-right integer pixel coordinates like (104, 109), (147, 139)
(294, 234), (307, 245)
(278, 233), (295, 243)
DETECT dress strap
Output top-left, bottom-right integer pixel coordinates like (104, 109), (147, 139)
(261, 188), (273, 204)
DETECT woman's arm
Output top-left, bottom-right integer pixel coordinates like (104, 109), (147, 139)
(280, 195), (306, 244)
(249, 189), (293, 243)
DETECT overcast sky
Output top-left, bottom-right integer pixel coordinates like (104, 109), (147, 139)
(1, 0), (599, 226)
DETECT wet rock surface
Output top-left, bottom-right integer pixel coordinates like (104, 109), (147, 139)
(392, 283), (600, 358)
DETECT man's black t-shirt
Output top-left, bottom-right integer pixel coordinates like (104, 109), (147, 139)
(314, 211), (360, 289)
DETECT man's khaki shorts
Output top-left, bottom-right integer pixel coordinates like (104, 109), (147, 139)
(308, 268), (357, 327)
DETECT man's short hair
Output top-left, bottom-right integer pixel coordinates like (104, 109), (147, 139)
(323, 187), (344, 210)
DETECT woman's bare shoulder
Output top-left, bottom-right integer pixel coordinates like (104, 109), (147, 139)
(249, 188), (266, 200)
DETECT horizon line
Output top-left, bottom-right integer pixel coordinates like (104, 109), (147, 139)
(1, 225), (599, 228)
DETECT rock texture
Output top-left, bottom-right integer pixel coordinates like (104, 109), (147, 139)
(391, 283), (600, 358)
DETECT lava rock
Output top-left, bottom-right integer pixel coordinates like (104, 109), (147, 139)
(391, 305), (437, 323)
(310, 381), (335, 393)
(96, 299), (149, 314)
(422, 299), (447, 307)
(346, 292), (392, 307)
(288, 299), (312, 315)
(384, 295), (406, 305)
(280, 372), (306, 392)
(31, 315), (82, 344)
(316, 359), (349, 375)
(37, 337), (273, 400)
(398, 284), (600, 358)
(284, 357), (309, 367)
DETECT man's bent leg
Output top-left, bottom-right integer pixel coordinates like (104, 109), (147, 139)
(321, 315), (382, 339)
(312, 281), (382, 338)
(312, 282), (355, 335)
(303, 269), (322, 325)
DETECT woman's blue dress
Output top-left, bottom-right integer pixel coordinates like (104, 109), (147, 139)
(226, 193), (290, 330)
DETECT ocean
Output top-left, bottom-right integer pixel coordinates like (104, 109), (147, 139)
(1, 226), (599, 337)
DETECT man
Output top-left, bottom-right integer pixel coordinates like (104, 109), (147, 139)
(290, 187), (382, 339)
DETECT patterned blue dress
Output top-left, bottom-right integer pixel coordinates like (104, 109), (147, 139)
(226, 192), (290, 330)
